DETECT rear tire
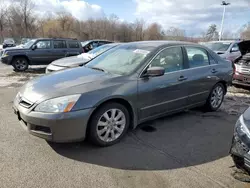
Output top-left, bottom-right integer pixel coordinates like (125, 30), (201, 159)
(12, 57), (29, 72)
(204, 83), (225, 112)
(89, 102), (130, 147)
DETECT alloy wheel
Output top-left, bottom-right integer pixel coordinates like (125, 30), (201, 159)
(15, 60), (27, 70)
(96, 108), (126, 142)
(210, 85), (224, 109)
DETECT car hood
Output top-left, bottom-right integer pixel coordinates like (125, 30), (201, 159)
(20, 67), (116, 103)
(238, 40), (250, 56)
(4, 47), (27, 52)
(51, 54), (92, 67)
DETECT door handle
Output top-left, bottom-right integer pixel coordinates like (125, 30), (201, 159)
(178, 76), (188, 81)
(211, 69), (218, 73)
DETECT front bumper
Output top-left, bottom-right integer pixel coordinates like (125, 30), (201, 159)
(13, 99), (94, 143)
(0, 56), (12, 65)
(233, 73), (250, 87)
(230, 133), (250, 171)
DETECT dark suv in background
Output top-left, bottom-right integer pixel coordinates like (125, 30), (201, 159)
(0, 38), (82, 71)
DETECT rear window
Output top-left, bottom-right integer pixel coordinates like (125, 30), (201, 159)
(54, 40), (67, 49)
(68, 41), (80, 48)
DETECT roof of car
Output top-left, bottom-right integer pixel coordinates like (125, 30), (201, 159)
(204, 40), (237, 43)
(35, 38), (78, 41)
(125, 40), (195, 47)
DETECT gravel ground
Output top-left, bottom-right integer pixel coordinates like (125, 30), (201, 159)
(0, 63), (250, 188)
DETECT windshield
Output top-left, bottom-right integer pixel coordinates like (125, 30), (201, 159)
(24, 39), (36, 48)
(204, 42), (231, 52)
(86, 44), (151, 75)
(88, 44), (116, 57)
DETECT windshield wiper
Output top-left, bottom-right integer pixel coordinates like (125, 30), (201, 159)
(89, 66), (106, 72)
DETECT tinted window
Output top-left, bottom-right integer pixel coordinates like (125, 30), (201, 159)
(36, 40), (51, 49)
(185, 47), (209, 68)
(54, 40), (67, 49)
(150, 47), (183, 73)
(68, 41), (80, 48)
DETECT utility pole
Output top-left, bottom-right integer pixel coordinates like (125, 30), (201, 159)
(219, 1), (230, 41)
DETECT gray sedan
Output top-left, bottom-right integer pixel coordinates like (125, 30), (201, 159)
(13, 41), (233, 146)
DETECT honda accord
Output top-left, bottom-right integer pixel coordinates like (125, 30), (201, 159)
(13, 41), (233, 146)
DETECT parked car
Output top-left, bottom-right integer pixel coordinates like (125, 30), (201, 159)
(13, 41), (232, 146)
(232, 40), (250, 87)
(46, 43), (120, 73)
(81, 40), (113, 53)
(202, 40), (242, 63)
(1, 38), (82, 71)
(230, 107), (250, 173)
(2, 38), (16, 49)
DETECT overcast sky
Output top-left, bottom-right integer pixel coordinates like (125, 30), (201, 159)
(5, 0), (250, 36)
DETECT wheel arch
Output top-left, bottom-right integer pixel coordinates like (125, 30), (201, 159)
(12, 55), (30, 64)
(216, 80), (227, 94)
(86, 97), (137, 137)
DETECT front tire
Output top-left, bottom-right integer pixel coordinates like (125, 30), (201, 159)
(204, 83), (225, 111)
(89, 102), (130, 147)
(12, 57), (29, 72)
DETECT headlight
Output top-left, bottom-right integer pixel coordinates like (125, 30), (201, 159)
(35, 94), (81, 113)
(235, 115), (250, 138)
(2, 51), (8, 57)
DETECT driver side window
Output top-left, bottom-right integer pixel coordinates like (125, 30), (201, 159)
(36, 41), (51, 49)
(150, 47), (184, 73)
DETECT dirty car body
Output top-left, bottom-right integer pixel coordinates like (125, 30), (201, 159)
(13, 41), (233, 146)
(232, 40), (250, 87)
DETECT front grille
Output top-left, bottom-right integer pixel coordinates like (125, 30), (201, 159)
(235, 65), (250, 75)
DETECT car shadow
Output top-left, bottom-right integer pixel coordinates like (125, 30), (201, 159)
(48, 109), (238, 171)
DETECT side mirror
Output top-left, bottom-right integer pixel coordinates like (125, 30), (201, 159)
(32, 45), (37, 50)
(231, 47), (239, 52)
(145, 67), (165, 77)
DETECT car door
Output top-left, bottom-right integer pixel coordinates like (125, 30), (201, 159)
(67, 40), (81, 56)
(138, 46), (189, 121)
(227, 43), (241, 62)
(52, 40), (68, 61)
(183, 46), (219, 105)
(28, 40), (53, 65)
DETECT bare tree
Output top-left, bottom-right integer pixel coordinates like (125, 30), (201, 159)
(19, 0), (35, 37)
(144, 23), (163, 40)
(205, 24), (219, 41)
(133, 19), (145, 41)
(0, 0), (8, 42)
(165, 27), (186, 41)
